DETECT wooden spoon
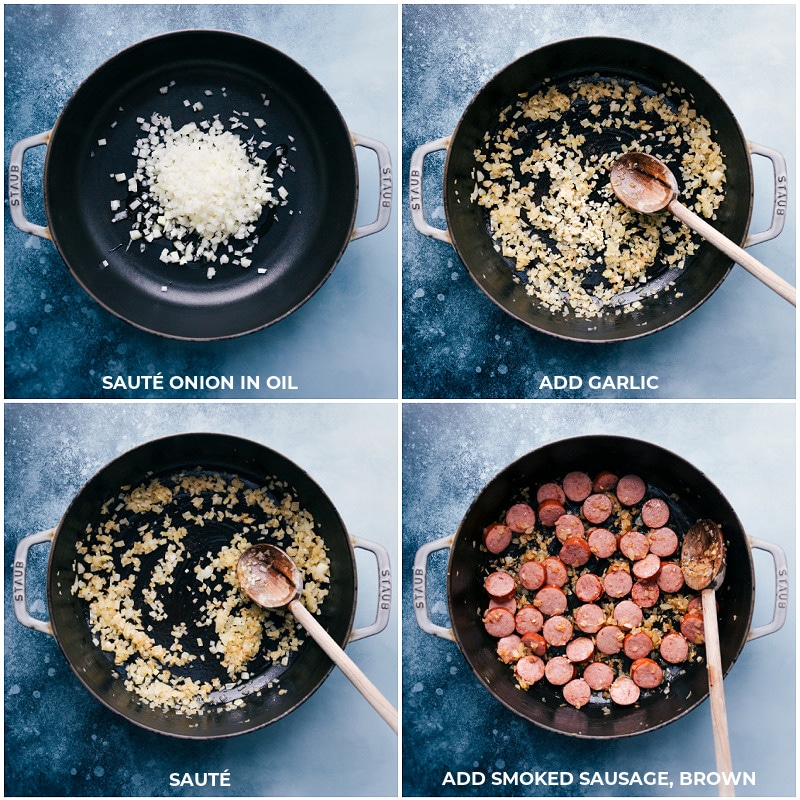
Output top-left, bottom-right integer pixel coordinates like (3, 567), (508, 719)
(681, 520), (733, 796)
(610, 152), (796, 306)
(237, 543), (398, 732)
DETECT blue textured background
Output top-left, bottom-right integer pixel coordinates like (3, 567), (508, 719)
(402, 4), (796, 399)
(5, 4), (398, 399)
(5, 402), (398, 796)
(402, 402), (795, 796)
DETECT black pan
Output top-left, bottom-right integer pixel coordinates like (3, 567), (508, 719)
(14, 433), (388, 738)
(9, 30), (391, 340)
(411, 37), (785, 342)
(414, 435), (787, 738)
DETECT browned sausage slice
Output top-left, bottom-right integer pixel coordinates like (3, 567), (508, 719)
(563, 677), (592, 708)
(538, 498), (566, 527)
(542, 615), (573, 647)
(631, 579), (660, 608)
(518, 560), (546, 591)
(514, 654), (545, 686)
(610, 676), (640, 706)
(582, 493), (613, 525)
(632, 553), (661, 581)
(563, 471), (593, 502)
(583, 661), (614, 690)
(616, 474), (646, 506)
(544, 655), (575, 686)
(613, 599), (644, 630)
(592, 471), (619, 493)
(483, 522), (513, 554)
(565, 636), (595, 663)
(660, 631), (690, 664)
(641, 497), (670, 529)
(483, 606), (516, 638)
(587, 527), (617, 559)
(619, 531), (650, 561)
(542, 557), (568, 587)
(488, 596), (517, 615)
(559, 536), (591, 567)
(574, 573), (604, 603)
(484, 570), (516, 601)
(595, 625), (624, 655)
(681, 612), (706, 644)
(537, 482), (566, 505)
(533, 585), (568, 617)
(521, 631), (547, 657)
(505, 503), (536, 533)
(631, 657), (663, 689)
(623, 630), (654, 659)
(657, 562), (685, 594)
(647, 527), (679, 557)
(603, 567), (632, 599)
(555, 513), (585, 543)
(497, 634), (527, 663)
(515, 605), (544, 635)
(573, 603), (605, 634)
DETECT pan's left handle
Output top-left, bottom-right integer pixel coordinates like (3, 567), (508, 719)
(348, 536), (392, 642)
(8, 130), (52, 240)
(350, 133), (392, 241)
(13, 529), (55, 636)
(746, 536), (789, 641)
(413, 535), (456, 641)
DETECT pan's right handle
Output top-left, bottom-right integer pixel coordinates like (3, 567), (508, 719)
(8, 131), (52, 240)
(13, 529), (55, 636)
(413, 535), (455, 641)
(349, 536), (392, 643)
(744, 141), (787, 248)
(350, 133), (393, 241)
(409, 136), (452, 244)
(746, 536), (788, 641)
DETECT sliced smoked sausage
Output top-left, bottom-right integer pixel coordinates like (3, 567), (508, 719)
(484, 570), (516, 601)
(641, 497), (670, 529)
(603, 566), (632, 599)
(623, 630), (654, 660)
(574, 573), (604, 603)
(518, 560), (546, 591)
(681, 612), (706, 644)
(565, 637), (595, 663)
(596, 625), (624, 655)
(583, 661), (615, 690)
(574, 603), (606, 634)
(619, 531), (649, 561)
(544, 655), (575, 686)
(505, 503), (536, 533)
(514, 654), (545, 686)
(537, 482), (566, 505)
(496, 634), (527, 663)
(555, 513), (585, 543)
(613, 599), (644, 630)
(542, 615), (574, 647)
(542, 557), (568, 587)
(559, 536), (591, 567)
(515, 605), (544, 635)
(538, 498), (566, 526)
(521, 631), (547, 657)
(631, 579), (660, 608)
(647, 527), (679, 557)
(563, 471), (593, 502)
(563, 677), (592, 708)
(632, 553), (661, 581)
(533, 585), (568, 617)
(483, 607), (516, 638)
(582, 493), (613, 525)
(660, 631), (690, 664)
(483, 522), (513, 554)
(592, 471), (619, 493)
(610, 676), (640, 706)
(631, 657), (663, 689)
(657, 562), (685, 594)
(616, 474), (646, 506)
(587, 527), (617, 559)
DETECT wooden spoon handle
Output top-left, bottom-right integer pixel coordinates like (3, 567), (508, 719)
(702, 588), (734, 796)
(669, 199), (796, 306)
(289, 598), (398, 733)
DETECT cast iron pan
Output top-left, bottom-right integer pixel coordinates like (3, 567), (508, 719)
(442, 38), (757, 341)
(40, 31), (360, 339)
(43, 433), (358, 738)
(447, 436), (755, 738)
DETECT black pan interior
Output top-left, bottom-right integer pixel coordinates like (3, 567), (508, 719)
(444, 37), (754, 342)
(43, 30), (358, 340)
(447, 435), (753, 739)
(46, 433), (357, 738)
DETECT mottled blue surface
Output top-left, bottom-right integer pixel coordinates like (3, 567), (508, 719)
(402, 4), (796, 399)
(5, 4), (398, 399)
(5, 403), (398, 796)
(402, 402), (795, 796)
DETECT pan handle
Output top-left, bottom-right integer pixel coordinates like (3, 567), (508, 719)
(409, 136), (453, 244)
(348, 536), (392, 642)
(8, 130), (52, 240)
(13, 529), (55, 636)
(413, 535), (456, 641)
(746, 536), (789, 641)
(350, 133), (393, 241)
(744, 142), (787, 248)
